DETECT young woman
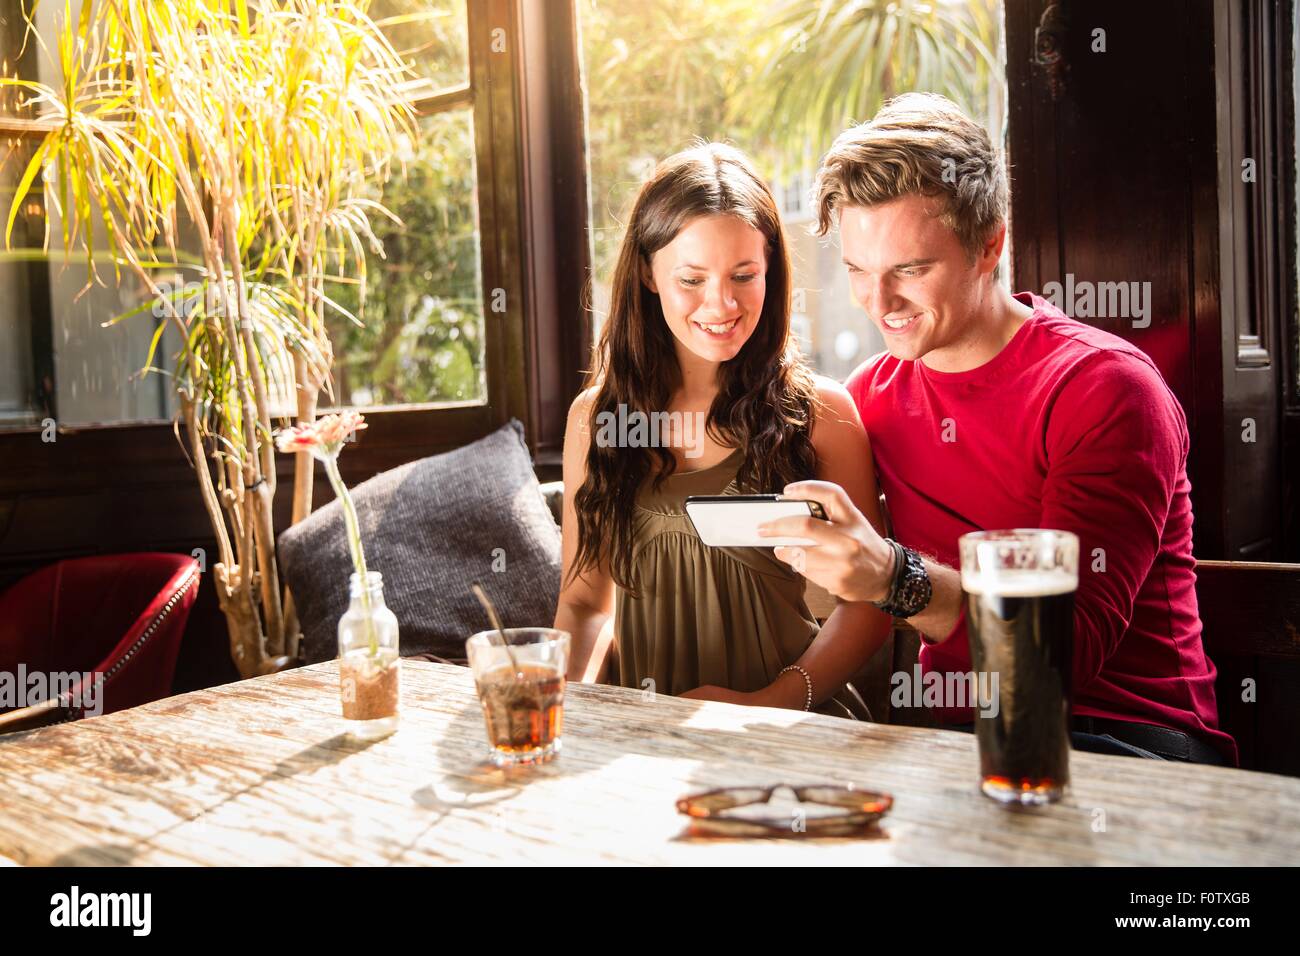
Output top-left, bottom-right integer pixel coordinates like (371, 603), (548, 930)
(554, 143), (892, 717)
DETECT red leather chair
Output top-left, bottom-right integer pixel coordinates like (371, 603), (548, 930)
(0, 553), (200, 733)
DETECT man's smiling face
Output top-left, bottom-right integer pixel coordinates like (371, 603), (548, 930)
(839, 193), (992, 368)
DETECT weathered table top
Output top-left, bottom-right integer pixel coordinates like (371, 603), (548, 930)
(0, 660), (1296, 865)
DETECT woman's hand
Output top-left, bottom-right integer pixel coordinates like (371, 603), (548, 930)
(746, 380), (897, 709)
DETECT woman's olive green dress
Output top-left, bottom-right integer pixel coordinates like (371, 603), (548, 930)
(612, 448), (869, 720)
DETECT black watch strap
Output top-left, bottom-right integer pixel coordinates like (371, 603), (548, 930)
(870, 539), (933, 618)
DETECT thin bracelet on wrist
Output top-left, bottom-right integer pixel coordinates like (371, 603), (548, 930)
(881, 538), (905, 603)
(870, 538), (905, 606)
(778, 664), (813, 711)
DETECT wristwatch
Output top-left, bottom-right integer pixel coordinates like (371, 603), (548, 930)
(869, 538), (933, 618)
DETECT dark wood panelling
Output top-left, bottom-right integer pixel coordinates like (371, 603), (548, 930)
(1005, 0), (1287, 561)
(0, 417), (499, 693)
(1197, 559), (1300, 776)
(1286, 410), (1300, 558)
(517, 0), (593, 461)
(1213, 0), (1287, 560)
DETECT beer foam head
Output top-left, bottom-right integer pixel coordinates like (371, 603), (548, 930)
(961, 567), (1078, 596)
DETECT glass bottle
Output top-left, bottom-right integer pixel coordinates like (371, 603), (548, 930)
(337, 571), (400, 739)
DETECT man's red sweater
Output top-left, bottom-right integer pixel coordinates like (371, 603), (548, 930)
(845, 292), (1238, 765)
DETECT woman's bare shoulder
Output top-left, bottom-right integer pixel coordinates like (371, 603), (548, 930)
(810, 375), (862, 429)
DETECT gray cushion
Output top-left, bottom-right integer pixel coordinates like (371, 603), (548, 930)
(278, 419), (562, 664)
(537, 480), (564, 526)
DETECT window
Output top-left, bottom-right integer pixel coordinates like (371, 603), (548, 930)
(779, 168), (811, 220)
(324, 1), (486, 409)
(577, 0), (1006, 382)
(0, 137), (43, 429)
(2, 3), (37, 428)
(0, 0), (527, 449)
(3, 0), (178, 428)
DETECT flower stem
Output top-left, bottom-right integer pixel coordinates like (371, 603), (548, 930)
(326, 457), (378, 657)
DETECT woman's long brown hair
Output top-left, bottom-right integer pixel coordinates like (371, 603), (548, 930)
(571, 143), (821, 593)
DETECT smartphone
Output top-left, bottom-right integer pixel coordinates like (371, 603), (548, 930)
(684, 494), (828, 548)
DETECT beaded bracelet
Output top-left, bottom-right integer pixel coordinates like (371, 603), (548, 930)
(778, 664), (813, 711)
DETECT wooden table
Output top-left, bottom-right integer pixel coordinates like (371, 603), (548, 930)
(0, 659), (1296, 865)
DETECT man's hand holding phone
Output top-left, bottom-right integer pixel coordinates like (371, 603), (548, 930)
(757, 480), (896, 604)
(684, 494), (828, 548)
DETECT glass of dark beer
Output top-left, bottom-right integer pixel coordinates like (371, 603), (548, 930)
(958, 529), (1078, 805)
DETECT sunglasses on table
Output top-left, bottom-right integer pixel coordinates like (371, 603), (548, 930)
(676, 783), (893, 838)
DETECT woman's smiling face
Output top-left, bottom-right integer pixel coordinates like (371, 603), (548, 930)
(643, 213), (768, 367)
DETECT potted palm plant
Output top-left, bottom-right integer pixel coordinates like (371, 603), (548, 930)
(2, 0), (420, 677)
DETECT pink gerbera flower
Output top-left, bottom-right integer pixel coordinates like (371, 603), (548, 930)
(276, 410), (378, 653)
(274, 411), (367, 461)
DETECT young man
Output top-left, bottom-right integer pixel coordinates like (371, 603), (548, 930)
(760, 93), (1236, 766)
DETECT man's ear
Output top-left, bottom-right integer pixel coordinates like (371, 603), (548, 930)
(640, 257), (658, 294)
(978, 221), (1007, 274)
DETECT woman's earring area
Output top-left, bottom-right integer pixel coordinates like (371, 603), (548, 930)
(640, 256), (658, 294)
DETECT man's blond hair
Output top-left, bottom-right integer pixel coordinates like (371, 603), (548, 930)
(813, 92), (1008, 271)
